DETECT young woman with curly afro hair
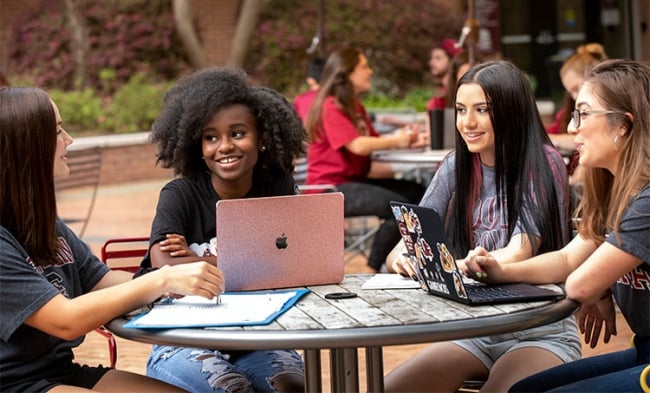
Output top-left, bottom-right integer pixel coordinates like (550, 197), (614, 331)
(138, 67), (308, 393)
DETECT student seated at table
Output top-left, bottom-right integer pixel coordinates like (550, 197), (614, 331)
(305, 46), (427, 273)
(0, 86), (221, 392)
(384, 60), (581, 393)
(137, 67), (307, 393)
(464, 59), (650, 393)
(546, 43), (608, 187)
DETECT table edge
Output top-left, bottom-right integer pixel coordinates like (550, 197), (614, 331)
(107, 298), (578, 351)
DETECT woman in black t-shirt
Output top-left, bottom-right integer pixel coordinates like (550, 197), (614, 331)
(141, 67), (308, 393)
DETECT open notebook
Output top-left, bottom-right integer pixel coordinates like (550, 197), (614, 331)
(124, 289), (310, 328)
(390, 201), (564, 305)
(216, 193), (345, 291)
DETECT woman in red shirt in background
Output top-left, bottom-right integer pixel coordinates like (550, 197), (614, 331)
(547, 43), (608, 187)
(305, 47), (426, 273)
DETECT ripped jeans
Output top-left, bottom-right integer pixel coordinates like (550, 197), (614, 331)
(146, 345), (305, 393)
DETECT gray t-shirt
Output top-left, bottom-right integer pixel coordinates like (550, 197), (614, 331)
(0, 220), (109, 390)
(420, 149), (568, 251)
(607, 185), (650, 340)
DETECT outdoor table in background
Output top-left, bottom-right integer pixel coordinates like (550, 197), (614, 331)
(108, 274), (577, 393)
(372, 148), (453, 184)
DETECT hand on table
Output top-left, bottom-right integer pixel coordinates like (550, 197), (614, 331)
(389, 253), (418, 280)
(392, 123), (429, 149)
(391, 127), (415, 149)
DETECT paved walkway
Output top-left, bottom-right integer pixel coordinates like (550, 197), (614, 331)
(57, 179), (171, 255)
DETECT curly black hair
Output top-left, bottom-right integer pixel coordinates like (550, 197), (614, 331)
(151, 67), (307, 177)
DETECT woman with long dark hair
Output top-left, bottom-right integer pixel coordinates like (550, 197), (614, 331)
(385, 61), (580, 392)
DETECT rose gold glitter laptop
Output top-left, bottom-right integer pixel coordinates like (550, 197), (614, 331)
(216, 193), (345, 291)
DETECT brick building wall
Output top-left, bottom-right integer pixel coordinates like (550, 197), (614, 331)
(100, 143), (174, 185)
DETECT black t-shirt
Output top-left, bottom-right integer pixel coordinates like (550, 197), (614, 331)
(607, 185), (650, 341)
(141, 170), (296, 268)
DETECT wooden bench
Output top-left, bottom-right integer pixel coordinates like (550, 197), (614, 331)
(54, 146), (102, 238)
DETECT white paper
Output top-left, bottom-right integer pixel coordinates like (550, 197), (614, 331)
(127, 291), (300, 328)
(361, 274), (421, 290)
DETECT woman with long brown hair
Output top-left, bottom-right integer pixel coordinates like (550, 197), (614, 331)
(465, 59), (650, 392)
(305, 46), (426, 273)
(0, 86), (223, 392)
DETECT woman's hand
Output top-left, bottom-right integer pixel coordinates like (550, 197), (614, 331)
(463, 246), (502, 283)
(391, 128), (415, 149)
(389, 253), (418, 280)
(577, 293), (617, 348)
(159, 262), (225, 300)
(159, 233), (195, 257)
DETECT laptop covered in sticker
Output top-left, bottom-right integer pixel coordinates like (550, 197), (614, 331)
(390, 201), (564, 305)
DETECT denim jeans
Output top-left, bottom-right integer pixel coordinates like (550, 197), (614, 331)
(510, 336), (650, 393)
(337, 179), (425, 270)
(147, 345), (304, 393)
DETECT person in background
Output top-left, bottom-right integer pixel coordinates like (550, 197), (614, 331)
(426, 38), (463, 110)
(305, 46), (427, 273)
(384, 61), (581, 392)
(546, 43), (608, 186)
(464, 59), (650, 393)
(442, 50), (483, 109)
(0, 86), (221, 392)
(294, 57), (325, 121)
(139, 67), (307, 393)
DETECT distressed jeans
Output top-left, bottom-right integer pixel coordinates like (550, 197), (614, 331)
(147, 345), (304, 393)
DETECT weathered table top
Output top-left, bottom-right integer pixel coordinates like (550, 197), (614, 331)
(108, 274), (576, 351)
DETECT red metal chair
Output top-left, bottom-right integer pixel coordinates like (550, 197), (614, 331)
(100, 237), (150, 273)
(95, 236), (150, 368)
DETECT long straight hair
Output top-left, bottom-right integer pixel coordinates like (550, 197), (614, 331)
(577, 60), (650, 241)
(448, 61), (567, 256)
(0, 87), (59, 266)
(305, 47), (363, 141)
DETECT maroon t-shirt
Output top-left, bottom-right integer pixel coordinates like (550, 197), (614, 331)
(293, 90), (318, 122)
(306, 96), (379, 185)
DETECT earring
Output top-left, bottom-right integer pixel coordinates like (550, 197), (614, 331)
(613, 135), (619, 151)
(260, 146), (266, 152)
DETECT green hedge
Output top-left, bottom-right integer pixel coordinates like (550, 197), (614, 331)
(48, 73), (172, 135)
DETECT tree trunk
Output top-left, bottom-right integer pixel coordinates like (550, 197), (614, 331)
(173, 0), (206, 70)
(228, 0), (269, 67)
(64, 0), (89, 88)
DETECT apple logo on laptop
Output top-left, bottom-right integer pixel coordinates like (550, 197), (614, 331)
(275, 233), (288, 249)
